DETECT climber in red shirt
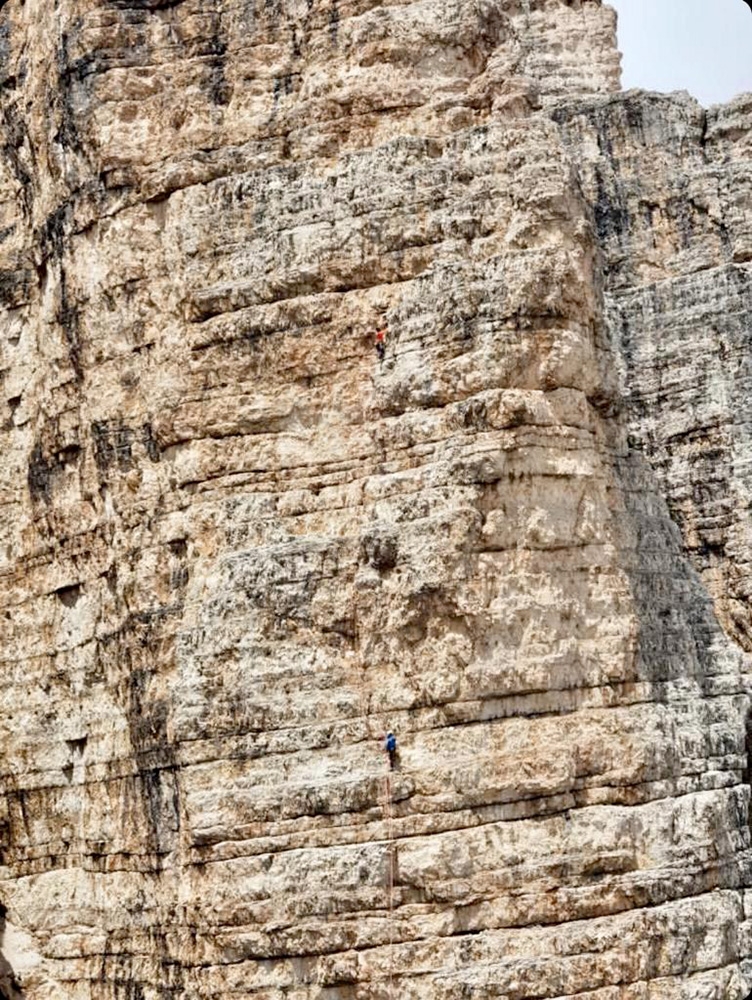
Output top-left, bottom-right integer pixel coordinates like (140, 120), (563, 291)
(374, 327), (387, 362)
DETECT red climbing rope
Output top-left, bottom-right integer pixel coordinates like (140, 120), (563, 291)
(383, 761), (395, 1000)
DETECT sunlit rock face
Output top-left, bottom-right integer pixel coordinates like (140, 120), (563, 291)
(0, 1), (751, 998)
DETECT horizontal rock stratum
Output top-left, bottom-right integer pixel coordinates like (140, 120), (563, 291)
(0, 0), (751, 997)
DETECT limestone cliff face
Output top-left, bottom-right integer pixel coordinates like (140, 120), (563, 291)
(556, 92), (752, 652)
(0, 1), (751, 998)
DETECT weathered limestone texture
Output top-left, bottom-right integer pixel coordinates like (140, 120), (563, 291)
(0, 1), (751, 997)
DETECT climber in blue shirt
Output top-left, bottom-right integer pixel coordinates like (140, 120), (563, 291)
(385, 731), (397, 770)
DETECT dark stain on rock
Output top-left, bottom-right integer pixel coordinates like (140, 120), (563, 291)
(623, 96), (646, 135)
(0, 100), (35, 219)
(168, 537), (190, 589)
(273, 72), (295, 104)
(616, 452), (730, 700)
(291, 23), (301, 58)
(56, 28), (84, 154)
(127, 659), (181, 855)
(91, 420), (134, 473)
(37, 202), (70, 263)
(328, 0), (339, 44)
(593, 165), (630, 245)
(458, 397), (489, 431)
(58, 271), (83, 380)
(0, 269), (32, 309)
(360, 527), (398, 573)
(27, 443), (54, 502)
(27, 439), (81, 503)
(206, 29), (230, 106)
(141, 423), (161, 462)
(0, 12), (11, 88)
(96, 610), (182, 864)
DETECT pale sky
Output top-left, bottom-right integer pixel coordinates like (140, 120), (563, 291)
(609, 0), (752, 106)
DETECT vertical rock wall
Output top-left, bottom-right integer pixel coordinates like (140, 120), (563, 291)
(556, 91), (752, 651)
(0, 1), (750, 998)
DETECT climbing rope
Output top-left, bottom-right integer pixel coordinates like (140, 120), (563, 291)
(351, 594), (397, 998)
(382, 760), (396, 1000)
